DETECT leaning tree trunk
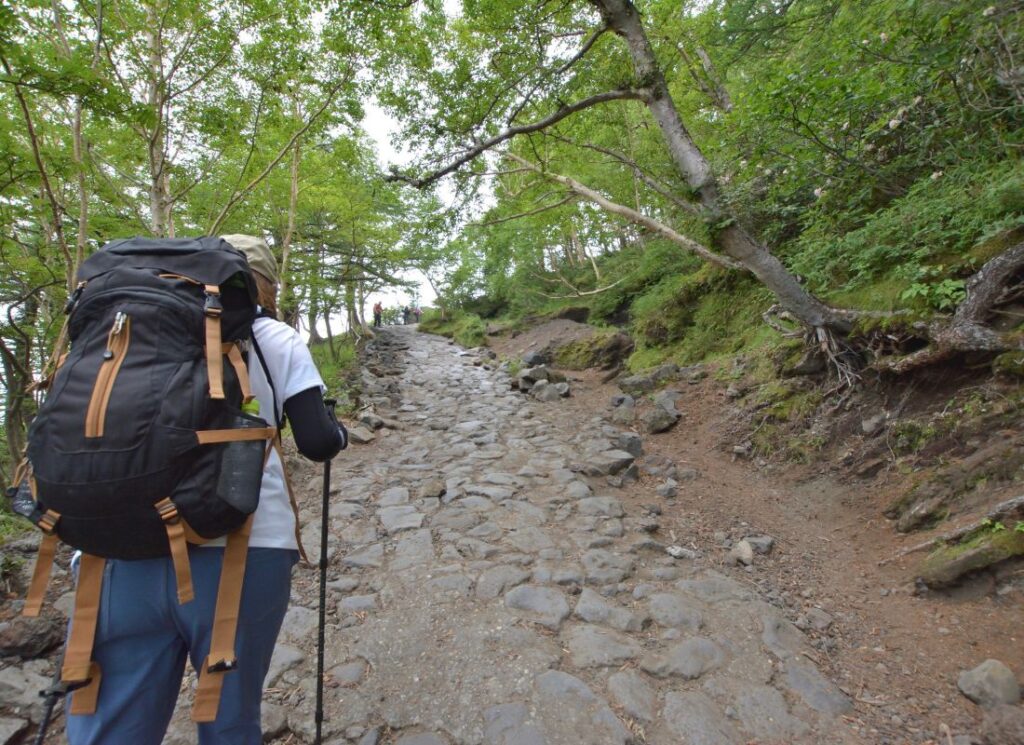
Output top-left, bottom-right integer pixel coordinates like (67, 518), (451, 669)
(591, 0), (849, 333)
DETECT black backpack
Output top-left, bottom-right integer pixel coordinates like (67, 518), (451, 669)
(13, 236), (278, 722)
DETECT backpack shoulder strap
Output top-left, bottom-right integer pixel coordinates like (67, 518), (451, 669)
(249, 331), (282, 431)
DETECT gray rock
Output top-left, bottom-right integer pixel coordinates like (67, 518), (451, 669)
(564, 625), (642, 667)
(339, 594), (377, 613)
(655, 479), (678, 498)
(261, 703), (289, 740)
(395, 733), (446, 745)
(862, 413), (887, 436)
(607, 670), (657, 723)
(641, 637), (724, 680)
(426, 573), (474, 597)
(533, 671), (631, 744)
(379, 505), (424, 534)
(378, 486), (410, 506)
(392, 529), (434, 571)
(585, 450), (636, 476)
(577, 496), (624, 518)
(729, 539), (755, 566)
(520, 365), (551, 384)
(358, 728), (381, 745)
(648, 593), (703, 631)
(328, 660), (367, 686)
(611, 405), (635, 426)
(476, 565), (531, 600)
(662, 691), (739, 744)
(265, 644), (305, 687)
(505, 585), (571, 629)
(733, 685), (809, 740)
(582, 549), (634, 584)
(652, 389), (682, 414)
(958, 660), (1022, 709)
(574, 588), (646, 631)
(980, 704), (1024, 745)
(359, 412), (386, 430)
(616, 433), (643, 457)
(0, 718), (28, 744)
(418, 478), (447, 499)
(744, 534), (775, 555)
(483, 702), (546, 745)
(782, 659), (854, 714)
(806, 607), (834, 631)
(280, 605), (318, 641)
(348, 425), (376, 444)
(641, 406), (678, 434)
(565, 480), (592, 499)
(0, 616), (64, 659)
(343, 543), (384, 569)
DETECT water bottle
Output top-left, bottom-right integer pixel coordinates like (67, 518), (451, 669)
(215, 399), (268, 515)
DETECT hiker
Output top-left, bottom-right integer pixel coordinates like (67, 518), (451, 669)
(63, 234), (346, 745)
(372, 301), (383, 328)
(402, 305), (411, 325)
(413, 305), (422, 323)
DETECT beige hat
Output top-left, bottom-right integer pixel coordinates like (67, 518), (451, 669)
(221, 234), (279, 285)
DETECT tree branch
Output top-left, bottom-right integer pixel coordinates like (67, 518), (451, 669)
(547, 133), (701, 215)
(389, 88), (651, 188)
(206, 77), (348, 234)
(505, 152), (743, 271)
(475, 195), (577, 226)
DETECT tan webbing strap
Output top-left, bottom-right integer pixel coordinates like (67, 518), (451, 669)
(195, 427), (276, 445)
(156, 499), (195, 604)
(204, 285), (224, 400)
(273, 439), (308, 564)
(223, 344), (254, 404)
(23, 531), (58, 617)
(191, 516), (253, 723)
(68, 662), (103, 715)
(62, 553), (105, 715)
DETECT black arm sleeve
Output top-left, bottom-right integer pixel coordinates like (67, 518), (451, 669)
(283, 386), (345, 462)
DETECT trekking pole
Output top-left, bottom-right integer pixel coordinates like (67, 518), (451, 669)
(315, 399), (344, 745)
(33, 648), (76, 745)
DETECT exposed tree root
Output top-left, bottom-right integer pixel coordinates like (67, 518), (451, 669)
(872, 240), (1024, 374)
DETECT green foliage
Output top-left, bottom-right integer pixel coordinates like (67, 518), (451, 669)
(791, 160), (1024, 300)
(419, 312), (487, 348)
(308, 338), (360, 414)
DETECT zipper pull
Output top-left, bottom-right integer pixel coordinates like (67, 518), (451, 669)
(64, 282), (86, 315)
(103, 312), (127, 360)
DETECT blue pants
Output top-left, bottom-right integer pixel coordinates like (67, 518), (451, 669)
(66, 547), (298, 745)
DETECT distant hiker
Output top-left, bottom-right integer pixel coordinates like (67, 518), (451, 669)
(31, 234), (347, 744)
(372, 301), (383, 328)
(413, 305), (422, 323)
(402, 306), (411, 325)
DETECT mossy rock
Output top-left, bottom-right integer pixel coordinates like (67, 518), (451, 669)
(993, 351), (1024, 379)
(919, 527), (1024, 587)
(553, 331), (634, 371)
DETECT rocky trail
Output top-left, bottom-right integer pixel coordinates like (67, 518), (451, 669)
(2, 325), (1021, 745)
(255, 326), (861, 745)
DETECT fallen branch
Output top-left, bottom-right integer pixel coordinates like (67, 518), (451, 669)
(878, 494), (1024, 565)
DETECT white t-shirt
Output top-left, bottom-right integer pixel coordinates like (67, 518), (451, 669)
(206, 316), (325, 550)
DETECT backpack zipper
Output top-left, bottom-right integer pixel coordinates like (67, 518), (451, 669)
(85, 312), (131, 438)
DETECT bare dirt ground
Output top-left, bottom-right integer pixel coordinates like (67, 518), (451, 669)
(488, 330), (1024, 744)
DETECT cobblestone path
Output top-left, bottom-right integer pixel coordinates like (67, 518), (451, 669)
(172, 325), (860, 745)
